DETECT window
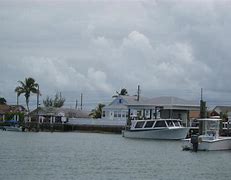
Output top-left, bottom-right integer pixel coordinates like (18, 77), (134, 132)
(135, 121), (145, 128)
(144, 121), (154, 128)
(118, 112), (121, 118)
(173, 120), (180, 127)
(154, 121), (167, 127)
(166, 120), (174, 127)
(114, 111), (118, 118)
(102, 111), (105, 117)
(145, 110), (150, 116)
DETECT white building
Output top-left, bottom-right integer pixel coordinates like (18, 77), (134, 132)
(102, 95), (200, 127)
(28, 107), (90, 124)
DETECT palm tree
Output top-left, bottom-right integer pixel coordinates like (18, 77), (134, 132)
(89, 103), (105, 119)
(15, 77), (39, 112)
(112, 88), (128, 98)
(0, 97), (7, 104)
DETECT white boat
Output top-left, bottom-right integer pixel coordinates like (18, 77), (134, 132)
(2, 126), (22, 132)
(182, 118), (231, 151)
(122, 119), (189, 140)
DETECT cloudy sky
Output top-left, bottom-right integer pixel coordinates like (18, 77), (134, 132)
(1, 0), (231, 109)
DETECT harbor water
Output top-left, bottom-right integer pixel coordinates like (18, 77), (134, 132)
(0, 131), (230, 180)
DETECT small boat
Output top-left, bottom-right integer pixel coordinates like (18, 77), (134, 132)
(122, 119), (189, 140)
(2, 119), (22, 132)
(182, 118), (231, 151)
(2, 125), (22, 132)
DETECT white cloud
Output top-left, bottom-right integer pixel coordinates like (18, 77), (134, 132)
(1, 0), (231, 107)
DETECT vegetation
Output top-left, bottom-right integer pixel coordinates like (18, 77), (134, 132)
(15, 77), (39, 112)
(90, 103), (105, 119)
(4, 112), (25, 125)
(221, 112), (228, 121)
(112, 88), (128, 97)
(0, 97), (7, 104)
(43, 92), (65, 108)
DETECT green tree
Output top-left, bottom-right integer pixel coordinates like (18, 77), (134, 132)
(90, 103), (105, 119)
(0, 97), (7, 104)
(43, 92), (65, 108)
(43, 96), (53, 107)
(15, 77), (39, 112)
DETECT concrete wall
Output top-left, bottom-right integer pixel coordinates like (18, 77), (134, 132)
(68, 118), (126, 126)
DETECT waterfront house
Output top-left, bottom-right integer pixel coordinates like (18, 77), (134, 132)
(102, 95), (200, 127)
(211, 106), (231, 117)
(210, 106), (231, 131)
(28, 107), (90, 124)
(0, 104), (26, 122)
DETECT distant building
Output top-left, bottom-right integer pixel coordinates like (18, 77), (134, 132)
(210, 105), (231, 120)
(211, 106), (231, 116)
(102, 95), (200, 126)
(0, 104), (26, 122)
(28, 107), (90, 124)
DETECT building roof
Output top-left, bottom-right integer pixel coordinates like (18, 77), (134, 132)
(0, 104), (26, 114)
(118, 95), (149, 105)
(213, 106), (231, 114)
(103, 104), (128, 110)
(104, 95), (200, 110)
(146, 96), (198, 106)
(0, 104), (10, 114)
(30, 107), (90, 118)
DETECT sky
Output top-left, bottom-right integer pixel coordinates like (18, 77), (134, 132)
(1, 0), (231, 110)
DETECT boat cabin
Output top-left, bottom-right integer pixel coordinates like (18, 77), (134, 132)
(130, 119), (182, 130)
(198, 118), (221, 140)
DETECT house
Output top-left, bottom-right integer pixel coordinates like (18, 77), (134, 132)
(28, 107), (90, 124)
(0, 104), (26, 122)
(102, 95), (200, 126)
(211, 106), (231, 116)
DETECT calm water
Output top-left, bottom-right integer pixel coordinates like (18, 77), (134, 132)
(0, 131), (230, 180)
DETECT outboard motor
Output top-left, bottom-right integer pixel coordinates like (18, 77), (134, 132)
(191, 134), (199, 152)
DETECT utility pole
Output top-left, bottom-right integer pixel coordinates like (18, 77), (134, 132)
(80, 93), (83, 110)
(75, 99), (78, 110)
(37, 85), (40, 110)
(16, 93), (19, 106)
(36, 85), (40, 132)
(201, 88), (203, 101)
(137, 85), (140, 101)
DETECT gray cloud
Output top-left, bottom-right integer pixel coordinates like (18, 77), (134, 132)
(1, 0), (231, 109)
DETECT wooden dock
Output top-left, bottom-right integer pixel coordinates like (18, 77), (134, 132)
(23, 122), (124, 133)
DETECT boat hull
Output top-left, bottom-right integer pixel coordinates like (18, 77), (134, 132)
(3, 126), (22, 132)
(182, 137), (231, 151)
(122, 127), (189, 140)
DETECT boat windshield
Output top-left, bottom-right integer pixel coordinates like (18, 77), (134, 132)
(166, 120), (174, 127)
(135, 121), (145, 128)
(154, 121), (167, 128)
(204, 120), (219, 137)
(173, 120), (180, 127)
(144, 121), (155, 128)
